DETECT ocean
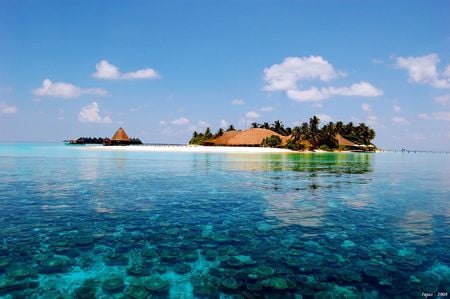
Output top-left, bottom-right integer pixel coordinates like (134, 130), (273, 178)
(0, 143), (449, 298)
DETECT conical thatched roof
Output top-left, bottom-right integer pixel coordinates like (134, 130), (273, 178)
(111, 127), (130, 141)
(336, 134), (357, 147)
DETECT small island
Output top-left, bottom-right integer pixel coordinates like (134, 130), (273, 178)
(65, 127), (143, 146)
(189, 116), (376, 152)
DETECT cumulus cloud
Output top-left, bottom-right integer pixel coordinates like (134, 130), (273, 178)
(285, 82), (382, 102)
(395, 54), (450, 88)
(78, 102), (112, 123)
(435, 94), (450, 106)
(361, 103), (372, 112)
(33, 79), (107, 99)
(0, 102), (17, 115)
(260, 106), (274, 112)
(171, 117), (189, 125)
(245, 111), (260, 119)
(391, 116), (410, 125)
(231, 98), (245, 105)
(263, 56), (382, 102)
(93, 60), (160, 80)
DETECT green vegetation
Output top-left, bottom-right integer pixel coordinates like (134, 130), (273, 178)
(189, 127), (224, 145)
(261, 135), (282, 148)
(189, 116), (376, 151)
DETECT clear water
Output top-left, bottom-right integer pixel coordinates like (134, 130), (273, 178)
(0, 143), (449, 298)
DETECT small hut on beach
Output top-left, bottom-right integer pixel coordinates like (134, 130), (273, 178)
(112, 127), (130, 142)
(104, 127), (142, 146)
(204, 128), (289, 147)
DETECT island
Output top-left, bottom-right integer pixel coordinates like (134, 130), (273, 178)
(189, 116), (376, 152)
(65, 127), (143, 146)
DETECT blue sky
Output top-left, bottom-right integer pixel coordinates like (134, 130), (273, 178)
(0, 0), (449, 150)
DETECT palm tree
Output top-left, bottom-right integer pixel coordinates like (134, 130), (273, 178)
(204, 127), (213, 139)
(251, 122), (259, 128)
(215, 128), (224, 137)
(271, 120), (286, 135)
(260, 122), (270, 130)
(308, 115), (320, 147)
(226, 125), (235, 132)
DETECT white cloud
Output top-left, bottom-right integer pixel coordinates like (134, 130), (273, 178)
(159, 121), (166, 125)
(418, 112), (450, 121)
(361, 103), (372, 113)
(435, 94), (450, 106)
(326, 82), (383, 97)
(220, 119), (229, 128)
(263, 56), (382, 102)
(245, 111), (260, 119)
(444, 65), (450, 77)
(316, 114), (332, 122)
(263, 56), (342, 92)
(391, 116), (410, 125)
(418, 113), (430, 120)
(285, 82), (382, 102)
(367, 115), (378, 126)
(393, 104), (402, 112)
(231, 98), (245, 105)
(395, 54), (450, 88)
(0, 102), (17, 115)
(33, 79), (107, 99)
(432, 111), (450, 121)
(171, 117), (189, 125)
(78, 102), (112, 123)
(93, 60), (160, 80)
(260, 106), (274, 112)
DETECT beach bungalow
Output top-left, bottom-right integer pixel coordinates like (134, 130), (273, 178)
(336, 134), (374, 152)
(204, 128), (289, 147)
(103, 127), (143, 146)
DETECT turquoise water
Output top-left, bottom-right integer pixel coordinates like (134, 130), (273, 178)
(0, 143), (449, 298)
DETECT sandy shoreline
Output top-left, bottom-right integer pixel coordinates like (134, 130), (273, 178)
(83, 145), (294, 154)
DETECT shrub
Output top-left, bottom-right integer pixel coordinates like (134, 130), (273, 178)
(261, 135), (282, 148)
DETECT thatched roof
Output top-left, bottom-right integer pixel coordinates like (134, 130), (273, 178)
(336, 134), (357, 147)
(111, 127), (130, 141)
(208, 130), (240, 145)
(215, 128), (288, 146)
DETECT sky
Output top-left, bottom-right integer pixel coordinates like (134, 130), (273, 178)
(0, 0), (449, 150)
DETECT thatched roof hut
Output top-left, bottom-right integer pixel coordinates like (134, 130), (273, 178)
(111, 127), (130, 141)
(336, 134), (358, 147)
(203, 130), (240, 146)
(205, 128), (288, 147)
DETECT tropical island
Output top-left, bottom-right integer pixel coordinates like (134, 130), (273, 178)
(189, 116), (376, 152)
(65, 127), (143, 146)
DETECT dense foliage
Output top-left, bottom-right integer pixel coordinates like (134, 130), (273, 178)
(261, 135), (282, 148)
(189, 116), (376, 150)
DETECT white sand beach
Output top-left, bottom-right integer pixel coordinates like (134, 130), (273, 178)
(83, 145), (294, 154)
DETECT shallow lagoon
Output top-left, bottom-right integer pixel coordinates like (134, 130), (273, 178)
(0, 144), (449, 298)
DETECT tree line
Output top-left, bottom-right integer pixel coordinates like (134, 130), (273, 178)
(189, 116), (375, 151)
(69, 137), (143, 145)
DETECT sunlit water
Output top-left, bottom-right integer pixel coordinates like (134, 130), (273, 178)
(0, 143), (449, 298)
